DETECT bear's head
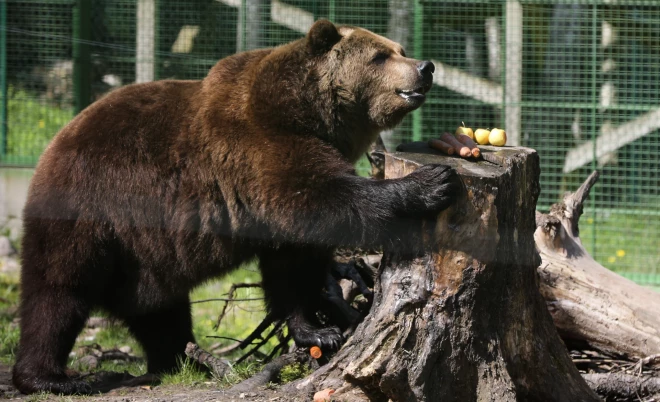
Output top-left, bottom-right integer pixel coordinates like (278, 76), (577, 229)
(249, 19), (434, 161)
(307, 19), (435, 130)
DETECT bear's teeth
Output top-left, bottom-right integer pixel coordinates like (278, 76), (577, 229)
(396, 88), (424, 101)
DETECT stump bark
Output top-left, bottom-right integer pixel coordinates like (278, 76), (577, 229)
(296, 143), (599, 401)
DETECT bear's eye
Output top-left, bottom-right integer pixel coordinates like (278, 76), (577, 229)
(371, 52), (389, 65)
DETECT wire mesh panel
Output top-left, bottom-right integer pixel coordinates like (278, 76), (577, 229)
(0, 0), (659, 286)
(2, 0), (75, 166)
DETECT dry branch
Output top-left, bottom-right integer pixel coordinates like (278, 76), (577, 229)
(212, 282), (262, 330)
(230, 351), (311, 393)
(184, 342), (231, 378)
(635, 354), (660, 374)
(236, 320), (284, 365)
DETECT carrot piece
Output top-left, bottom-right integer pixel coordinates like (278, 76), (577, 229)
(428, 139), (454, 155)
(310, 346), (323, 359)
(455, 134), (481, 158)
(440, 132), (471, 158)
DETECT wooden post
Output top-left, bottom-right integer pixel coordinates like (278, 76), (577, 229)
(136, 0), (156, 83)
(73, 0), (92, 113)
(505, 0), (522, 146)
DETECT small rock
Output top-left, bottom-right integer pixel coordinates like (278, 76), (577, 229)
(77, 355), (99, 369)
(0, 236), (15, 257)
(0, 256), (19, 273)
(119, 345), (132, 354)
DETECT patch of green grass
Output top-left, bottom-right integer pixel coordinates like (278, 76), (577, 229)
(279, 362), (311, 384)
(0, 274), (20, 364)
(92, 324), (142, 354)
(190, 264), (273, 357)
(25, 391), (50, 402)
(580, 209), (660, 286)
(5, 86), (74, 163)
(94, 359), (146, 378)
(215, 361), (263, 388)
(159, 357), (207, 387)
(0, 323), (19, 365)
(58, 263), (270, 383)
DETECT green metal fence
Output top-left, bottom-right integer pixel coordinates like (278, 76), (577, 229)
(1, 0), (659, 286)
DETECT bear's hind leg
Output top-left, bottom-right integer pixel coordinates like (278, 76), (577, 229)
(12, 287), (91, 395)
(122, 298), (196, 375)
(259, 247), (343, 351)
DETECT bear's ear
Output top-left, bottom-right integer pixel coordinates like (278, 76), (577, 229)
(307, 19), (341, 55)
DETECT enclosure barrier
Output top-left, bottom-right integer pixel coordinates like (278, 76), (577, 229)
(0, 0), (659, 287)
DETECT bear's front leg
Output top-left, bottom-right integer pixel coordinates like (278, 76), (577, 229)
(258, 246), (343, 351)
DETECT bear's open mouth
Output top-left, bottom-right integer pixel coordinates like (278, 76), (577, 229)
(396, 86), (427, 102)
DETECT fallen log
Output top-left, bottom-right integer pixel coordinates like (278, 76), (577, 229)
(289, 143), (598, 401)
(535, 171), (660, 359)
(582, 373), (660, 401)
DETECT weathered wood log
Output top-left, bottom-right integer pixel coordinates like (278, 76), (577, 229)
(535, 171), (660, 359)
(292, 143), (598, 401)
(582, 373), (660, 401)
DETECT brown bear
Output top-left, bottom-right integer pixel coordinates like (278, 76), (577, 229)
(12, 19), (457, 395)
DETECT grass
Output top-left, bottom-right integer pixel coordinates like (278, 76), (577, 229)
(3, 86), (73, 164)
(189, 264), (267, 355)
(159, 357), (208, 387)
(580, 208), (660, 286)
(215, 361), (263, 388)
(0, 274), (20, 365)
(278, 362), (311, 384)
(25, 392), (50, 402)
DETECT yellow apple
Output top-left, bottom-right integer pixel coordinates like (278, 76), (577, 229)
(455, 124), (474, 140)
(474, 128), (491, 145)
(489, 128), (507, 146)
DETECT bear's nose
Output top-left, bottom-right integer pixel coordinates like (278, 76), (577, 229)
(418, 60), (435, 75)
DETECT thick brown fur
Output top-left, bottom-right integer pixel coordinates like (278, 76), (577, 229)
(13, 20), (457, 395)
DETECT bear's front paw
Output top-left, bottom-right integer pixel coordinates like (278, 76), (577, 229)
(406, 164), (460, 215)
(288, 321), (343, 352)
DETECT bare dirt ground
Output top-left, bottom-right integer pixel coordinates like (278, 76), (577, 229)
(0, 363), (310, 402)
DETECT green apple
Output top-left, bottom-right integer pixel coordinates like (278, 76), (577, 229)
(455, 125), (474, 140)
(474, 128), (491, 145)
(489, 128), (507, 146)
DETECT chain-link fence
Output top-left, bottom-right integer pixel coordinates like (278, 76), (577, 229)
(1, 0), (659, 286)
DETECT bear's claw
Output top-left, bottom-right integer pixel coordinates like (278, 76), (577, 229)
(288, 320), (343, 352)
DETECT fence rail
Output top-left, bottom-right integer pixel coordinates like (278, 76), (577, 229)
(1, 0), (659, 286)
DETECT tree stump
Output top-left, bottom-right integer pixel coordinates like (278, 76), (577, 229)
(298, 143), (599, 401)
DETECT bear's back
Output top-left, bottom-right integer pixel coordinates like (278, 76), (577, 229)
(24, 80), (206, 239)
